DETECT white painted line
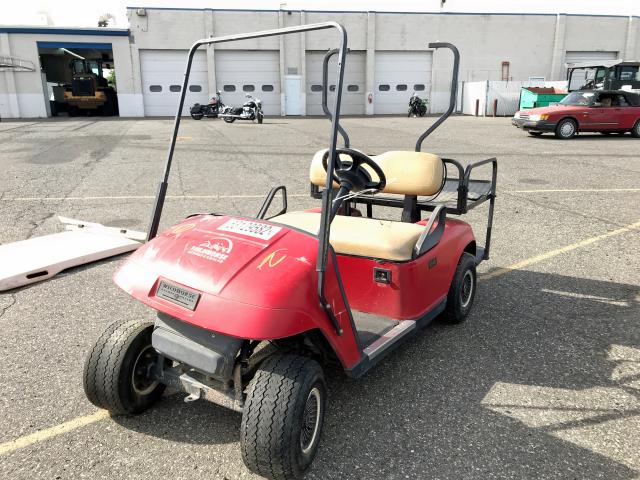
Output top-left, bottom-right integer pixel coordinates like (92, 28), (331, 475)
(1, 189), (638, 203)
(509, 188), (640, 193)
(0, 194), (309, 202)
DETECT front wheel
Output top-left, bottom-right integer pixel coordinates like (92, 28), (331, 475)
(443, 252), (477, 324)
(241, 354), (326, 480)
(257, 112), (264, 124)
(555, 118), (577, 139)
(631, 120), (640, 138)
(223, 116), (236, 123)
(83, 319), (166, 415)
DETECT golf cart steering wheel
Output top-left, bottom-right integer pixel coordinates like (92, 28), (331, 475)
(321, 148), (386, 193)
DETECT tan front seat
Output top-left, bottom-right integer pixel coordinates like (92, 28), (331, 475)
(273, 149), (444, 261)
(272, 211), (425, 261)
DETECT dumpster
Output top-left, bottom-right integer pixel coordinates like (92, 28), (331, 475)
(519, 87), (567, 110)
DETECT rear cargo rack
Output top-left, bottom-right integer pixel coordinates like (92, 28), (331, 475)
(311, 157), (496, 215)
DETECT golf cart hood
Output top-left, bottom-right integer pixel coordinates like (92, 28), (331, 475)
(114, 215), (325, 339)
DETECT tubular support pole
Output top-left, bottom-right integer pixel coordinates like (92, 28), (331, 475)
(145, 21), (346, 241)
(322, 49), (350, 148)
(415, 42), (460, 152)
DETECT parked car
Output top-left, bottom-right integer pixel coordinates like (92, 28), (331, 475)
(512, 90), (640, 139)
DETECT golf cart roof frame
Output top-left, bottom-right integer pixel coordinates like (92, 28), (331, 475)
(316, 44), (496, 259)
(145, 21), (349, 313)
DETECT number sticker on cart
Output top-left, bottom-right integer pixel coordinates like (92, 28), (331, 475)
(218, 219), (282, 240)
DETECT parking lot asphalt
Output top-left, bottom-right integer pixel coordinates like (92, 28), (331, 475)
(0, 115), (638, 479)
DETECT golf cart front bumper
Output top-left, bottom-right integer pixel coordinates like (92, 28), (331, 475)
(511, 117), (556, 132)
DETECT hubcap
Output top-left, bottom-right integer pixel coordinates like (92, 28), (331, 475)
(460, 270), (474, 309)
(131, 345), (160, 396)
(560, 122), (575, 137)
(300, 387), (321, 455)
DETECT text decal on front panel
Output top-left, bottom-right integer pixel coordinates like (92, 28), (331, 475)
(218, 218), (282, 241)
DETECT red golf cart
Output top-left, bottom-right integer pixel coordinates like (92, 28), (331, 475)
(83, 22), (497, 480)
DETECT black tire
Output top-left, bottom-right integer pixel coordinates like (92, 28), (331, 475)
(241, 354), (326, 480)
(443, 252), (477, 324)
(191, 113), (203, 120)
(258, 112), (264, 124)
(83, 319), (166, 415)
(631, 121), (640, 138)
(223, 117), (236, 123)
(554, 118), (577, 139)
(528, 131), (543, 136)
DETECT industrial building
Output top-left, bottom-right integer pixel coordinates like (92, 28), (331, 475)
(1, 7), (638, 118)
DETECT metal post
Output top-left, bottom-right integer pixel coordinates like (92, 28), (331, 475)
(415, 42), (460, 152)
(146, 22), (347, 241)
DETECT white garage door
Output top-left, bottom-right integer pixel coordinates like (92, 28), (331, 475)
(215, 51), (280, 116)
(565, 51), (618, 90)
(374, 52), (432, 115)
(140, 50), (209, 116)
(306, 51), (365, 116)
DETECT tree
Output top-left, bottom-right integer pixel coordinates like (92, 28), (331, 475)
(98, 13), (115, 28)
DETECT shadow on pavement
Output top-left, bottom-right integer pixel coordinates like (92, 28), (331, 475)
(111, 269), (639, 479)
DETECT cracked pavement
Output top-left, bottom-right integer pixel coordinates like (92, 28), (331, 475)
(0, 116), (638, 479)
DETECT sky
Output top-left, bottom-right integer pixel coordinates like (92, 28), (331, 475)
(2, 0), (638, 28)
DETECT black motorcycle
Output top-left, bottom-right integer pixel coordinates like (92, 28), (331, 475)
(408, 93), (428, 117)
(219, 94), (264, 124)
(190, 91), (224, 120)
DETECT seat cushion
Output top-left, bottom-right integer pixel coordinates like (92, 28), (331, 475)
(272, 211), (425, 261)
(309, 149), (444, 196)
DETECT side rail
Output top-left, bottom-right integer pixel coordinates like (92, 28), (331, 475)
(322, 49), (350, 148)
(464, 157), (497, 260)
(256, 186), (287, 219)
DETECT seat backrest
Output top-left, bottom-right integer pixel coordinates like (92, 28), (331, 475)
(309, 149), (444, 196)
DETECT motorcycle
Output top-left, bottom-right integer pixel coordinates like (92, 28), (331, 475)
(219, 94), (264, 124)
(190, 91), (224, 120)
(408, 92), (428, 117)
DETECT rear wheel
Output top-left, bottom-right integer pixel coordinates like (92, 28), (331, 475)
(443, 252), (477, 324)
(191, 113), (203, 120)
(631, 120), (640, 138)
(241, 354), (326, 480)
(528, 131), (543, 136)
(555, 118), (577, 139)
(83, 319), (166, 415)
(258, 112), (264, 124)
(223, 117), (236, 123)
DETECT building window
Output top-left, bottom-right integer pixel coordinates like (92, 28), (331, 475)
(414, 84), (425, 91)
(329, 85), (336, 92)
(262, 84), (274, 92)
(149, 85), (162, 92)
(189, 85), (202, 92)
(310, 85), (323, 92)
(223, 85), (236, 92)
(396, 84), (408, 91)
(347, 85), (359, 92)
(378, 84), (390, 91)
(243, 85), (255, 92)
(169, 85), (181, 92)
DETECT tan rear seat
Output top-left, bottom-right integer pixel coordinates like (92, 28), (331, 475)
(272, 211), (424, 261)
